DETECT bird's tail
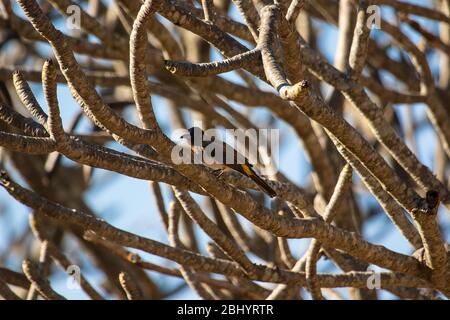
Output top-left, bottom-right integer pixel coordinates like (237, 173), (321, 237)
(248, 171), (277, 198)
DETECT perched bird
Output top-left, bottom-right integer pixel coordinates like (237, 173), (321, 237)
(180, 127), (277, 198)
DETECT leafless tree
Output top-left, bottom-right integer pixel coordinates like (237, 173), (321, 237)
(0, 0), (449, 300)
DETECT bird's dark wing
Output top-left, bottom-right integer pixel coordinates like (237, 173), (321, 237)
(228, 163), (276, 198)
(200, 137), (276, 197)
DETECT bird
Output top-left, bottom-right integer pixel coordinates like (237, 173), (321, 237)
(180, 127), (277, 198)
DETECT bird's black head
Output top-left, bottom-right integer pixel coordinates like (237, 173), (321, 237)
(180, 127), (205, 146)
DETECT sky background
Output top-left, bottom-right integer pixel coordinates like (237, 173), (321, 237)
(0, 0), (449, 299)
